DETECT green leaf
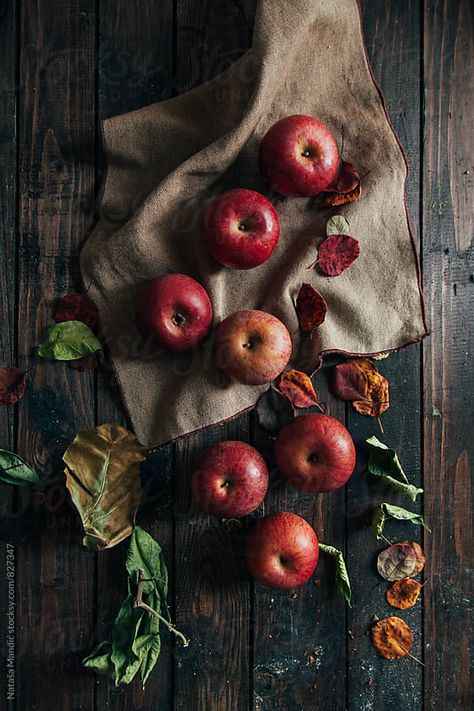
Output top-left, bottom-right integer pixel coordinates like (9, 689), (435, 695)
(319, 543), (352, 607)
(38, 320), (104, 361)
(126, 526), (168, 599)
(372, 502), (431, 539)
(0, 449), (42, 486)
(326, 214), (350, 236)
(366, 436), (423, 502)
(111, 594), (145, 685)
(82, 641), (115, 679)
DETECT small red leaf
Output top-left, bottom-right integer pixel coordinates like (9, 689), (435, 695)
(325, 161), (360, 194)
(296, 283), (327, 332)
(0, 366), (28, 404)
(320, 181), (362, 207)
(55, 294), (99, 330)
(68, 355), (99, 372)
(277, 369), (318, 408)
(318, 234), (360, 276)
(329, 362), (368, 401)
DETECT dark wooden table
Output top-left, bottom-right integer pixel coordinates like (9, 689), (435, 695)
(0, 1), (472, 709)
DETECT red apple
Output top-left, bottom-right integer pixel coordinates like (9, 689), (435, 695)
(136, 273), (213, 353)
(275, 413), (356, 493)
(214, 309), (292, 385)
(259, 115), (339, 196)
(202, 189), (280, 269)
(192, 441), (268, 517)
(246, 512), (319, 589)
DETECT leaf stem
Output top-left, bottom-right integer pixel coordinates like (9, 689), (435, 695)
(377, 416), (384, 434)
(135, 570), (190, 647)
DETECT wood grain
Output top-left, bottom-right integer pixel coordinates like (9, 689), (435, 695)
(15, 1), (97, 709)
(95, 2), (175, 709)
(346, 1), (424, 708)
(423, 0), (473, 708)
(0, 1), (17, 707)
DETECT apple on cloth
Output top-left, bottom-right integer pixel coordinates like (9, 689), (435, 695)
(246, 512), (319, 589)
(192, 440), (268, 518)
(81, 0), (428, 448)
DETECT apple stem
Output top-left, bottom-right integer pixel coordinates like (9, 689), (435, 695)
(134, 569), (190, 647)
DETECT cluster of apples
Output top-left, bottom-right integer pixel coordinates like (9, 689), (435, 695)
(136, 114), (340, 386)
(137, 115), (354, 589)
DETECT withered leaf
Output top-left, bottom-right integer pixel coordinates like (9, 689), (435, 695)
(277, 369), (318, 408)
(55, 293), (99, 330)
(409, 541), (426, 576)
(370, 616), (414, 659)
(0, 366), (28, 405)
(325, 161), (360, 194)
(68, 355), (100, 372)
(386, 579), (422, 609)
(320, 181), (362, 207)
(350, 358), (389, 418)
(329, 362), (368, 401)
(255, 388), (294, 433)
(296, 283), (327, 332)
(377, 542), (417, 581)
(318, 234), (360, 277)
(63, 424), (146, 551)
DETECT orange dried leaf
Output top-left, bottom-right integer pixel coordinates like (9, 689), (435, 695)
(320, 181), (362, 207)
(296, 283), (327, 333)
(325, 161), (361, 194)
(370, 616), (414, 659)
(277, 369), (318, 408)
(350, 358), (389, 418)
(386, 579), (422, 610)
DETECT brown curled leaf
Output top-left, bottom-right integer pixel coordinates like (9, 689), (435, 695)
(295, 283), (327, 333)
(55, 293), (99, 330)
(370, 616), (414, 659)
(68, 355), (100, 372)
(325, 161), (361, 194)
(277, 369), (318, 408)
(386, 579), (422, 610)
(350, 358), (389, 418)
(377, 542), (417, 581)
(0, 367), (28, 404)
(320, 181), (362, 207)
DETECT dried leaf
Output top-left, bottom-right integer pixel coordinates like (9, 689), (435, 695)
(372, 503), (431, 540)
(377, 542), (417, 581)
(38, 321), (104, 362)
(277, 369), (318, 408)
(371, 616), (414, 659)
(318, 234), (360, 276)
(63, 424), (146, 551)
(0, 449), (42, 487)
(386, 579), (422, 610)
(296, 283), (327, 332)
(351, 358), (389, 418)
(320, 181), (362, 207)
(409, 541), (426, 576)
(366, 436), (423, 502)
(319, 543), (352, 606)
(55, 293), (99, 330)
(0, 366), (28, 404)
(326, 215), (350, 236)
(68, 355), (100, 372)
(372, 352), (390, 361)
(255, 388), (295, 432)
(329, 362), (368, 401)
(325, 161), (360, 194)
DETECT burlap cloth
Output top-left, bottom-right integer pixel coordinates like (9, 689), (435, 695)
(81, 0), (428, 449)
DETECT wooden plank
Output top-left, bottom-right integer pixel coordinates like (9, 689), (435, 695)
(172, 3), (256, 709)
(346, 0), (424, 707)
(251, 387), (347, 711)
(423, 0), (474, 708)
(95, 1), (175, 709)
(15, 1), (97, 709)
(0, 1), (18, 707)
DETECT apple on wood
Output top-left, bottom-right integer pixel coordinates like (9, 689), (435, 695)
(192, 440), (268, 517)
(202, 188), (280, 269)
(136, 273), (213, 353)
(275, 413), (356, 493)
(214, 309), (292, 385)
(259, 115), (339, 196)
(246, 512), (319, 589)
